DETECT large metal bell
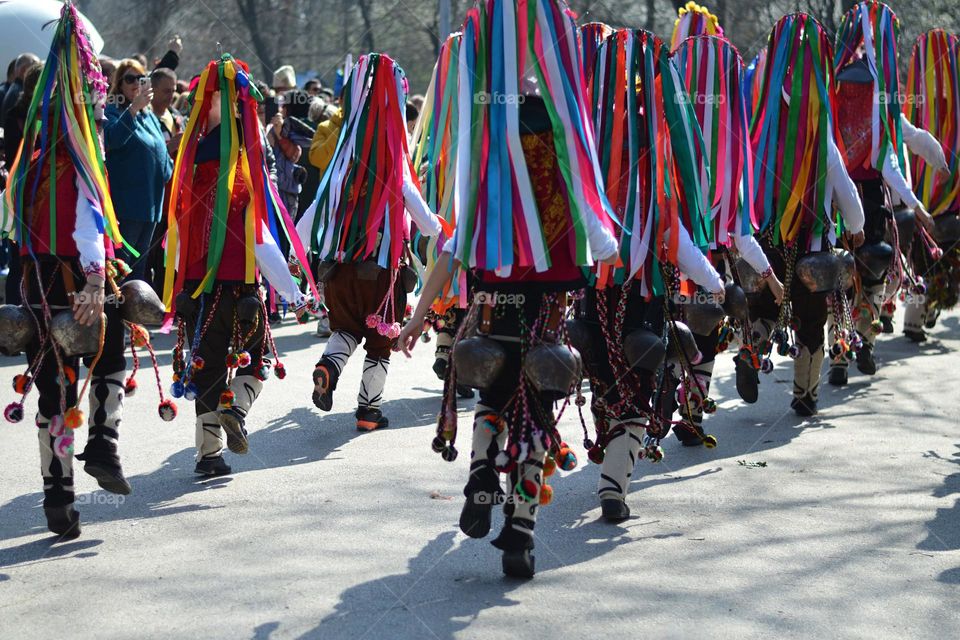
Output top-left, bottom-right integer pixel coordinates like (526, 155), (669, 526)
(683, 301), (724, 335)
(175, 291), (198, 321)
(120, 280), (165, 326)
(722, 283), (749, 322)
(934, 213), (960, 246)
(890, 207), (915, 248)
(838, 250), (856, 290)
(666, 321), (700, 363)
(795, 252), (842, 293)
(522, 343), (582, 398)
(0, 305), (36, 356)
(734, 258), (763, 294)
(453, 336), (507, 390)
(236, 296), (262, 329)
(565, 318), (602, 372)
(50, 310), (105, 357)
(855, 242), (893, 281)
(624, 328), (665, 372)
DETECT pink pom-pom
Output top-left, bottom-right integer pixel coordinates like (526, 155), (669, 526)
(237, 351), (252, 368)
(48, 415), (66, 437)
(387, 323), (401, 339)
(366, 314), (381, 329)
(54, 435), (74, 459)
(376, 322), (390, 336)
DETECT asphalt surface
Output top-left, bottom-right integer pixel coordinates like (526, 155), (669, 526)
(1, 309), (958, 639)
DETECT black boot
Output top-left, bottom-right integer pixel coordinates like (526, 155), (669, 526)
(456, 385), (475, 399)
(856, 343), (877, 375)
(460, 462), (502, 538)
(880, 316), (894, 334)
(734, 355), (759, 403)
(793, 394), (818, 417)
(600, 497), (631, 522)
(44, 505), (81, 539)
(904, 329), (928, 343)
(76, 372), (132, 495)
(355, 406), (389, 432)
(312, 361), (338, 411)
(194, 455), (232, 476)
(492, 519), (535, 579)
(77, 437), (132, 495)
(432, 356), (448, 379)
(828, 365), (848, 387)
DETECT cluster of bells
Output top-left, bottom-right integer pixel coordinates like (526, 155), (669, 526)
(418, 307), (456, 343)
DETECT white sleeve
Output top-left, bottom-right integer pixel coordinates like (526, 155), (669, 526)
(827, 139), (866, 233)
(585, 209), (618, 262)
(900, 114), (948, 172)
(733, 231), (771, 274)
(667, 224), (723, 292)
(403, 162), (441, 237)
(74, 185), (106, 275)
(255, 220), (306, 308)
(880, 147), (922, 209)
(295, 198), (318, 249)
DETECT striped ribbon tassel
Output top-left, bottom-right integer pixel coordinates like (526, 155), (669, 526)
(450, 0), (617, 278)
(673, 34), (757, 247)
(670, 2), (724, 52)
(590, 29), (709, 295)
(306, 53), (415, 270)
(750, 13), (835, 249)
(4, 3), (124, 256)
(834, 1), (906, 176)
(907, 29), (960, 215)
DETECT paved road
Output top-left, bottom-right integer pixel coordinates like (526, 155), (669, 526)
(1, 310), (958, 639)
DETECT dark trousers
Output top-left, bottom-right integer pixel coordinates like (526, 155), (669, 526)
(117, 219), (158, 283)
(749, 245), (829, 350)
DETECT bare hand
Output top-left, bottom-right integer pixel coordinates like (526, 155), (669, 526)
(915, 204), (935, 234)
(168, 35), (183, 55)
(131, 87), (153, 114)
(270, 114), (284, 134)
(765, 273), (785, 305)
(396, 320), (423, 357)
(845, 230), (865, 249)
(72, 282), (105, 326)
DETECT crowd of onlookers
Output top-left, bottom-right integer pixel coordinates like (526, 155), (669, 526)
(0, 36), (424, 338)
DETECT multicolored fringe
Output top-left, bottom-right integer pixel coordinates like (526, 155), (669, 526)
(306, 53), (416, 269)
(670, 2), (724, 52)
(745, 49), (767, 122)
(834, 1), (905, 174)
(750, 13), (836, 248)
(590, 29), (709, 293)
(449, 0), (617, 276)
(3, 2), (124, 254)
(907, 29), (960, 215)
(673, 34), (756, 247)
(412, 34), (464, 312)
(163, 54), (317, 309)
(580, 21), (613, 94)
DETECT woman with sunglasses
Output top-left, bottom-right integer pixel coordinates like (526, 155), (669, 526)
(103, 58), (173, 285)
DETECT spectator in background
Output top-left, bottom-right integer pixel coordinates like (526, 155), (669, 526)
(405, 101), (420, 138)
(2, 62), (42, 302)
(0, 60), (16, 123)
(1, 53), (41, 125)
(103, 59), (173, 282)
(99, 56), (117, 85)
(148, 66), (184, 296)
(304, 78), (321, 96)
(320, 87), (335, 103)
(153, 35), (182, 71)
(256, 80), (273, 127)
(299, 98), (329, 216)
(268, 89), (312, 220)
(408, 93), (425, 112)
(132, 53), (149, 69)
(273, 65), (297, 93)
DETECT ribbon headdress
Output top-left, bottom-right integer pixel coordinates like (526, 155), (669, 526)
(449, 0), (617, 277)
(580, 22), (614, 93)
(306, 53), (417, 270)
(670, 2), (724, 52)
(411, 34), (463, 309)
(163, 54), (317, 309)
(906, 29), (960, 215)
(751, 13), (837, 248)
(834, 1), (905, 175)
(589, 29), (709, 294)
(3, 2), (122, 254)
(673, 35), (756, 248)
